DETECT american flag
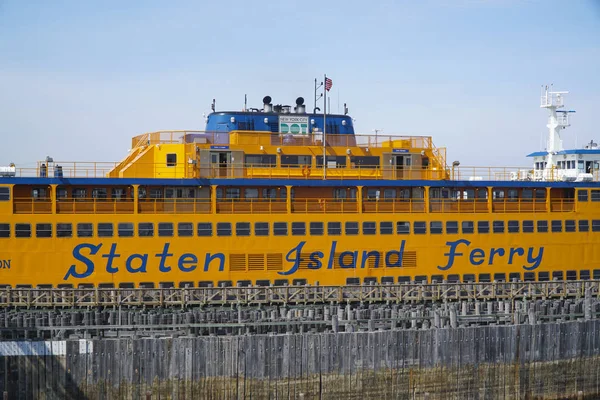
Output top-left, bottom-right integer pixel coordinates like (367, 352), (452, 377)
(325, 77), (333, 92)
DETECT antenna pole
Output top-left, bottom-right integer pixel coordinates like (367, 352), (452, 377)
(323, 74), (327, 180)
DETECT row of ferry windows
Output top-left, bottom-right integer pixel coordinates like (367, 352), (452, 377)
(6, 270), (600, 290)
(2, 219), (600, 238)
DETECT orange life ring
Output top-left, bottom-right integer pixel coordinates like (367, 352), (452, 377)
(302, 165), (312, 177)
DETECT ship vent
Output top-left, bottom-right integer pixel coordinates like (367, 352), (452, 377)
(248, 254), (265, 271)
(268, 122), (279, 133)
(402, 251), (417, 268)
(298, 254), (313, 269)
(266, 253), (283, 271)
(230, 254), (246, 272)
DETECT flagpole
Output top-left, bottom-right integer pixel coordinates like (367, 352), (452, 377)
(323, 74), (327, 180)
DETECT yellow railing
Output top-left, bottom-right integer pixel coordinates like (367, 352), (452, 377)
(6, 161), (600, 182)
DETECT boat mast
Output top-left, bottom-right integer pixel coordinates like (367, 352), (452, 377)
(540, 85), (574, 180)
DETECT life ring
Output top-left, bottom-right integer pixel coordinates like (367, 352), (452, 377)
(302, 165), (312, 178)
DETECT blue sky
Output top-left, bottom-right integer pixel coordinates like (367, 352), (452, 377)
(1, 0), (599, 168)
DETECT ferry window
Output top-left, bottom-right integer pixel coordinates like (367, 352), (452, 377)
(493, 273), (506, 282)
(565, 220), (576, 233)
(245, 154), (276, 167)
(216, 222), (232, 236)
(538, 271), (549, 281)
(77, 223), (93, 238)
(578, 190), (588, 202)
(0, 224), (9, 238)
(150, 188), (163, 199)
(591, 190), (600, 202)
(507, 220), (519, 233)
(537, 220), (548, 233)
(507, 189), (518, 201)
(236, 222), (251, 236)
(522, 220), (534, 233)
(244, 188), (259, 200)
(0, 187), (9, 201)
(111, 188), (125, 200)
(523, 272), (535, 282)
(431, 275), (444, 283)
(521, 189), (533, 199)
(328, 222), (341, 235)
(255, 222), (269, 236)
(139, 222), (154, 237)
(492, 189), (504, 200)
(36, 223), (52, 238)
(333, 188), (347, 200)
(345, 222), (359, 235)
(509, 272), (521, 282)
(166, 153), (177, 167)
(281, 155), (311, 167)
(225, 188), (240, 200)
(446, 221), (458, 234)
(56, 223), (72, 238)
(414, 222), (426, 234)
(463, 274), (475, 283)
(398, 276), (411, 283)
(447, 274), (460, 283)
(493, 221), (504, 233)
(594, 270), (600, 280)
(57, 188), (67, 199)
(273, 222), (287, 236)
(178, 222), (193, 237)
(462, 221), (474, 234)
(592, 220), (600, 232)
(273, 279), (289, 286)
(363, 221), (376, 235)
(292, 278), (307, 286)
(383, 189), (396, 200)
(350, 156), (380, 169)
(478, 273), (491, 283)
(366, 188), (380, 201)
(310, 222), (324, 235)
(380, 222), (393, 235)
(535, 189), (546, 199)
(118, 223), (134, 237)
(158, 222), (174, 237)
(414, 276), (428, 284)
(346, 277), (360, 285)
(292, 222), (306, 236)
(262, 188), (278, 199)
(579, 220), (589, 232)
(551, 220), (562, 233)
(397, 221), (410, 234)
(98, 223), (113, 238)
(552, 271), (563, 281)
(566, 270), (577, 281)
(73, 188), (86, 199)
(477, 221), (489, 234)
(430, 221), (442, 234)
(279, 187), (294, 200)
(92, 188), (107, 199)
(580, 270), (590, 280)
(381, 276), (394, 284)
(256, 279), (270, 287)
(316, 155), (347, 168)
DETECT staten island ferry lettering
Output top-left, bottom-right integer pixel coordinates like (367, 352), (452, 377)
(63, 240), (544, 281)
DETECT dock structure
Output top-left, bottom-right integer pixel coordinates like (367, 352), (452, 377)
(1, 280), (599, 308)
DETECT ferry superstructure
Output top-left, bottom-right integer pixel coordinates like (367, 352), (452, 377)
(1, 87), (600, 289)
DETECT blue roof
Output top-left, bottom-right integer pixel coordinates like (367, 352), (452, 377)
(527, 149), (600, 157)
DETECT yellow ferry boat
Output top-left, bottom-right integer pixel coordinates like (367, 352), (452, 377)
(0, 86), (599, 289)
